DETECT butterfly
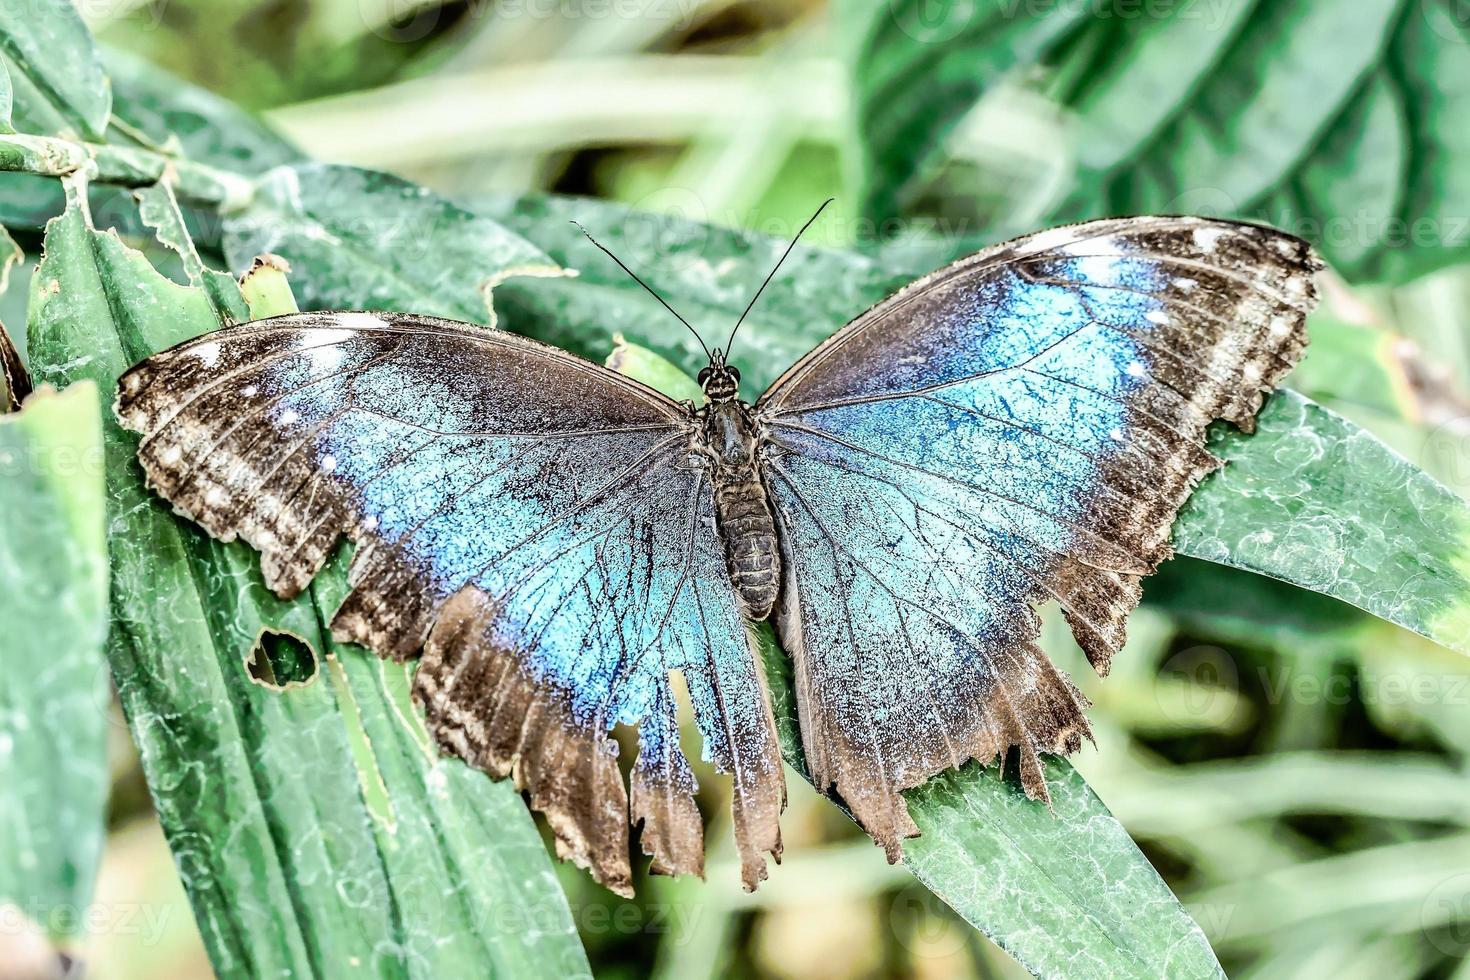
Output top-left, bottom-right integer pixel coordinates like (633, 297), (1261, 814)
(115, 209), (1320, 897)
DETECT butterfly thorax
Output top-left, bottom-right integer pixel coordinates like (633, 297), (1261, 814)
(697, 392), (780, 622)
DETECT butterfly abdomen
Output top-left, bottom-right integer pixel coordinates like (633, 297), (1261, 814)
(700, 400), (781, 621)
(714, 474), (781, 620)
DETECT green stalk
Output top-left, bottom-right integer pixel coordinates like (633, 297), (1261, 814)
(0, 132), (253, 210)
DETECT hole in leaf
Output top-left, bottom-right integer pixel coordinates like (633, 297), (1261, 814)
(245, 629), (319, 690)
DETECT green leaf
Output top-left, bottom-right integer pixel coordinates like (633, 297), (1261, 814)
(93, 0), (438, 113)
(1175, 388), (1470, 655)
(476, 193), (916, 388)
(605, 335), (703, 403)
(0, 382), (108, 940)
(135, 180), (249, 322)
(0, 49), (300, 237)
(1293, 313), (1422, 422)
(1145, 556), (1370, 658)
(26, 178), (591, 978)
(0, 0), (111, 139)
(839, 0), (1088, 227)
(222, 163), (567, 325)
(1049, 0), (1470, 285)
(0, 58), (13, 133)
(101, 47), (302, 172)
(238, 253), (300, 319)
(847, 0), (1470, 284)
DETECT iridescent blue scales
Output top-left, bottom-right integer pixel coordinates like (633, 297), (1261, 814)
(115, 216), (1321, 895)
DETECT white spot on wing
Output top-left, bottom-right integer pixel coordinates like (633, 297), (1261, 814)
(279, 409), (299, 425)
(1018, 227), (1082, 254)
(331, 312), (389, 330)
(302, 328), (355, 347)
(1064, 237), (1124, 258)
(297, 323), (361, 374)
(1192, 226), (1229, 253)
(1145, 309), (1170, 326)
(1126, 361), (1146, 378)
(192, 341), (221, 367)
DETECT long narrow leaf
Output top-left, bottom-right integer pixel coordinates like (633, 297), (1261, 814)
(1177, 390), (1470, 653)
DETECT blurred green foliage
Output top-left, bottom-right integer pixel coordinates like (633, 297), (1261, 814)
(3, 1), (1470, 978)
(0, 383), (108, 947)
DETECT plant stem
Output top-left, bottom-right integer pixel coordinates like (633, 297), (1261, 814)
(0, 133), (254, 211)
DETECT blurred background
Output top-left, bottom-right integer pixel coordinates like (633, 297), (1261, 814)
(25, 0), (1470, 977)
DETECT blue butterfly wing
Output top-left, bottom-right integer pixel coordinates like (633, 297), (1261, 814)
(756, 217), (1321, 854)
(116, 313), (784, 896)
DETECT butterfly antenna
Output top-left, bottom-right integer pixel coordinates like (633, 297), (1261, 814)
(570, 220), (713, 362)
(725, 197), (834, 356)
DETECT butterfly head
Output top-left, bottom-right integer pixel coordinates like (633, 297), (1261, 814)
(698, 349), (741, 403)
(571, 198), (831, 408)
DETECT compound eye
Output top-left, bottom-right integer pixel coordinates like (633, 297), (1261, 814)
(697, 367), (712, 386)
(727, 366), (741, 384)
